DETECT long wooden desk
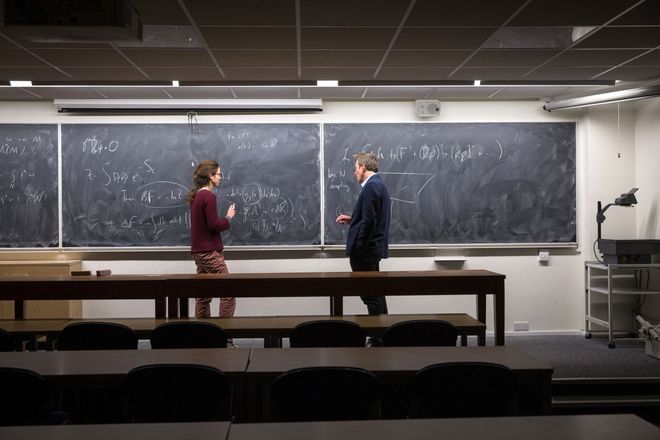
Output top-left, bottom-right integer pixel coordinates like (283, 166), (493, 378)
(0, 421), (231, 440)
(0, 270), (505, 345)
(0, 274), (168, 318)
(229, 415), (660, 440)
(245, 346), (551, 421)
(168, 270), (506, 345)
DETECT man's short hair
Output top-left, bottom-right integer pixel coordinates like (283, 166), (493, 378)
(354, 152), (379, 172)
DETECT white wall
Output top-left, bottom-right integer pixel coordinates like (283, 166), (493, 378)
(633, 97), (660, 322)
(0, 98), (649, 332)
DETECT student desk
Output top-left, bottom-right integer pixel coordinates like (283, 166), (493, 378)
(228, 414), (660, 440)
(168, 270), (506, 345)
(0, 274), (169, 318)
(0, 421), (231, 440)
(244, 346), (551, 421)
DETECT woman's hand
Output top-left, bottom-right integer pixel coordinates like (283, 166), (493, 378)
(226, 203), (236, 219)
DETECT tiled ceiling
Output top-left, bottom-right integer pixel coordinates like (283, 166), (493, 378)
(0, 0), (659, 102)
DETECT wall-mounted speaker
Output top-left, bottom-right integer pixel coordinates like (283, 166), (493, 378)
(414, 100), (441, 118)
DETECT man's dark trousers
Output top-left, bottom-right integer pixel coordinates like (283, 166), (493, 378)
(350, 254), (388, 315)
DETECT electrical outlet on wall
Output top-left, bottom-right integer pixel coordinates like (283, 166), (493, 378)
(513, 321), (529, 331)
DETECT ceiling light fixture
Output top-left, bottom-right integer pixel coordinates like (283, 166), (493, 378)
(543, 85), (660, 111)
(10, 80), (32, 87)
(316, 80), (338, 87)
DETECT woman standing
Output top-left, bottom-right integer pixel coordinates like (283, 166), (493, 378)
(188, 160), (236, 318)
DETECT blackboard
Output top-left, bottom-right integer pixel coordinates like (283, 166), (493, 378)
(0, 125), (58, 247)
(324, 123), (576, 245)
(62, 124), (320, 247)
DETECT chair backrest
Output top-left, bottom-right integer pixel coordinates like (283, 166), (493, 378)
(0, 328), (15, 352)
(270, 366), (380, 421)
(123, 363), (231, 423)
(410, 362), (518, 418)
(289, 320), (366, 348)
(57, 321), (138, 350)
(150, 321), (228, 349)
(383, 319), (458, 347)
(0, 367), (51, 425)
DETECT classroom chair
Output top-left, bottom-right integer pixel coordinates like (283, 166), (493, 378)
(0, 367), (69, 426)
(270, 366), (380, 421)
(409, 362), (518, 418)
(123, 363), (232, 423)
(150, 321), (228, 349)
(56, 321), (138, 350)
(0, 328), (15, 352)
(383, 319), (458, 347)
(289, 320), (366, 347)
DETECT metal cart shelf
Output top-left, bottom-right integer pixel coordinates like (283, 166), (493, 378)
(585, 261), (660, 348)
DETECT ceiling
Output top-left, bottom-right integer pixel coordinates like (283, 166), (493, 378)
(0, 0), (659, 103)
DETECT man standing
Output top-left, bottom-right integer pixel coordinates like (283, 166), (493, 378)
(336, 152), (391, 315)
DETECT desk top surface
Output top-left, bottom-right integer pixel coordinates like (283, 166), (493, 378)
(0, 348), (251, 377)
(229, 415), (659, 440)
(247, 346), (552, 375)
(0, 421), (230, 440)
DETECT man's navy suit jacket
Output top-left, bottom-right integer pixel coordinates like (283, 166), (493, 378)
(346, 173), (391, 258)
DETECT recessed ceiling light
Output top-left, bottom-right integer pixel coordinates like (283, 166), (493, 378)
(10, 80), (32, 87)
(317, 80), (338, 87)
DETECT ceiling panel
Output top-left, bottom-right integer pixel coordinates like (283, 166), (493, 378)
(302, 50), (384, 67)
(302, 67), (378, 80)
(394, 28), (496, 50)
(376, 67), (454, 80)
(465, 49), (560, 67)
(301, 0), (410, 26)
(121, 49), (215, 68)
(222, 67), (299, 80)
(594, 66), (660, 81)
(611, 1), (660, 25)
(508, 0), (641, 26)
(450, 67), (532, 80)
(0, 67), (72, 81)
(626, 49), (660, 66)
(187, 0), (296, 26)
(62, 68), (150, 81)
(546, 49), (647, 66)
(0, 87), (38, 99)
(522, 66), (610, 80)
(0, 48), (48, 67)
(213, 50), (298, 67)
(141, 67), (223, 81)
(575, 27), (660, 49)
(407, 0), (528, 26)
(31, 48), (132, 67)
(383, 50), (472, 68)
(200, 28), (297, 50)
(302, 28), (395, 50)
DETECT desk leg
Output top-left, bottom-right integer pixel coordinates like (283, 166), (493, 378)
(477, 293), (486, 344)
(14, 300), (25, 319)
(155, 298), (166, 318)
(494, 281), (505, 346)
(330, 295), (343, 316)
(179, 298), (189, 318)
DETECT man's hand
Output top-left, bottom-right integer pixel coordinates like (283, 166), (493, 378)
(336, 214), (352, 224)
